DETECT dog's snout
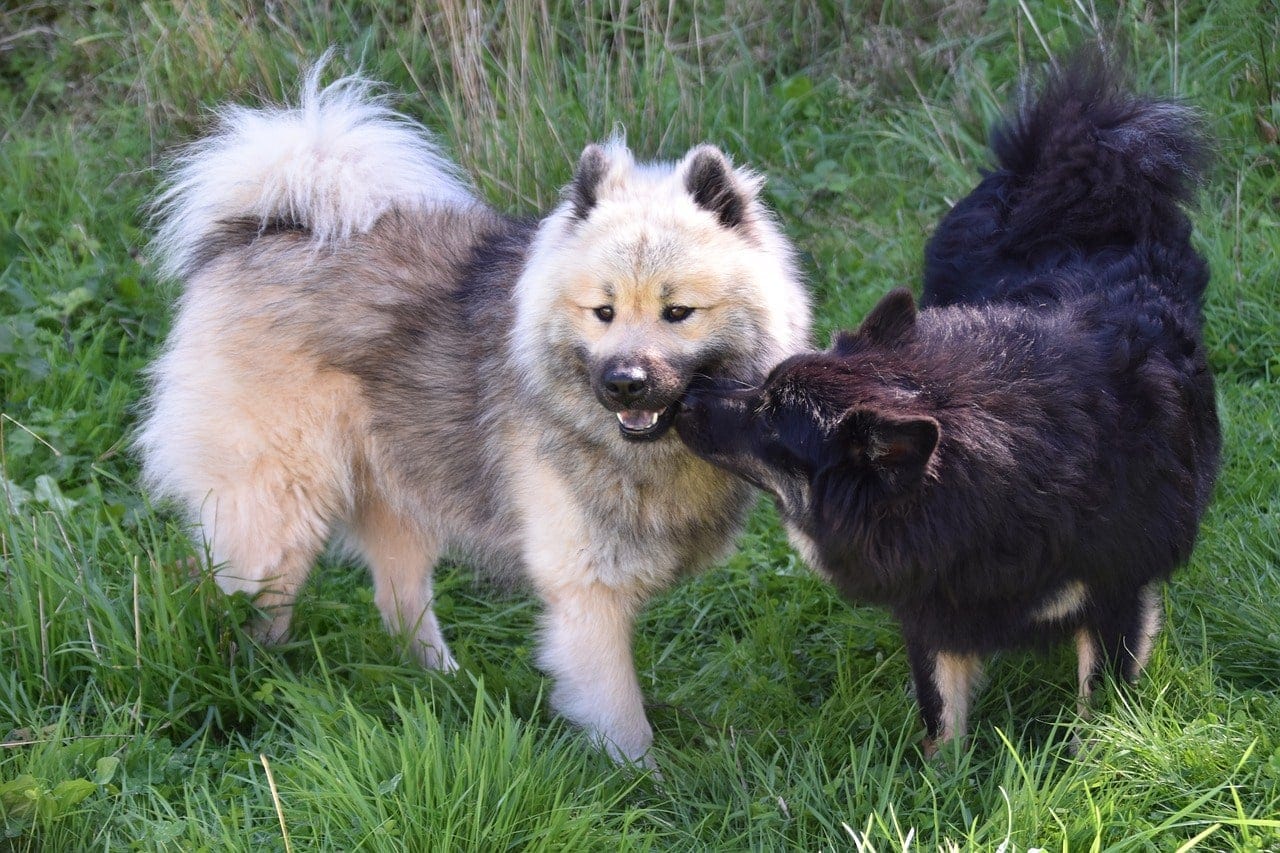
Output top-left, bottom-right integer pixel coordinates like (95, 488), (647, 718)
(603, 365), (649, 404)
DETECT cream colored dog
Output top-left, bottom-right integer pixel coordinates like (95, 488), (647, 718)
(138, 66), (810, 764)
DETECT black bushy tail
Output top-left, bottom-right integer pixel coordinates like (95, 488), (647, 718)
(923, 48), (1211, 308)
(992, 49), (1208, 247)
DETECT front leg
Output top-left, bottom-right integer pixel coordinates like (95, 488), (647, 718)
(537, 580), (653, 765)
(516, 452), (662, 766)
(904, 634), (983, 757)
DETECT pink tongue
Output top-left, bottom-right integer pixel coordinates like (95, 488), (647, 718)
(618, 409), (661, 431)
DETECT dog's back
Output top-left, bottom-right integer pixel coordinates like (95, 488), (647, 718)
(923, 51), (1210, 314)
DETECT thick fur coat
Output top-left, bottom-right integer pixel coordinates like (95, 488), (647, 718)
(676, 54), (1220, 750)
(137, 67), (811, 764)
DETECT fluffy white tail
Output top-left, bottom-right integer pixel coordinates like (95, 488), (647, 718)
(152, 61), (476, 279)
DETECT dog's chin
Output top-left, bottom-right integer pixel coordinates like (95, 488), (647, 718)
(615, 405), (678, 442)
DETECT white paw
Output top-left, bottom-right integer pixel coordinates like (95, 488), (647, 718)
(416, 640), (460, 674)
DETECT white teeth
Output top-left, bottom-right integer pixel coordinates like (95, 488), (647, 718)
(618, 410), (661, 431)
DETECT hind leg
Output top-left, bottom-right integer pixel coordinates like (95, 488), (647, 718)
(1071, 585), (1162, 753)
(1076, 583), (1164, 718)
(349, 496), (456, 672)
(198, 475), (334, 646)
(139, 308), (368, 645)
(1081, 583), (1164, 690)
(1123, 584), (1164, 680)
(1074, 626), (1101, 719)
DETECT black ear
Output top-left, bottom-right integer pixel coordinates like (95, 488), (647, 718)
(855, 288), (917, 348)
(839, 408), (939, 493)
(570, 144), (609, 220)
(831, 329), (859, 355)
(684, 145), (749, 229)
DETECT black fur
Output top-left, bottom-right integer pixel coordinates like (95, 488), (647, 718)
(570, 144), (608, 220)
(677, 51), (1221, 747)
(684, 145), (746, 228)
(923, 52), (1209, 311)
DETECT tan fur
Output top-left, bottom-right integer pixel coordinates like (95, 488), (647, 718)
(140, 276), (367, 639)
(1130, 584), (1163, 674)
(934, 651), (984, 744)
(1031, 580), (1089, 624)
(1074, 627), (1100, 715)
(349, 492), (456, 671)
(783, 522), (831, 583)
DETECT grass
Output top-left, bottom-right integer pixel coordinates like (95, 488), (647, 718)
(2, 0), (1279, 848)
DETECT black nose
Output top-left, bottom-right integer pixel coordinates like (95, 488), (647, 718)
(603, 365), (649, 405)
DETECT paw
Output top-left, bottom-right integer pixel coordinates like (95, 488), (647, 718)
(1069, 731), (1100, 757)
(571, 707), (654, 770)
(247, 610), (292, 647)
(417, 641), (460, 674)
(601, 736), (661, 778)
(921, 734), (967, 762)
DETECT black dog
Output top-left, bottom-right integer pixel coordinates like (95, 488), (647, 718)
(676, 54), (1220, 752)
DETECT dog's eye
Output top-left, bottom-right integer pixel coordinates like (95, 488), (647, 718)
(663, 305), (694, 323)
(593, 305), (615, 323)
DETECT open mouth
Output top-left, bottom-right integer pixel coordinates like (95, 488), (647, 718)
(616, 406), (677, 441)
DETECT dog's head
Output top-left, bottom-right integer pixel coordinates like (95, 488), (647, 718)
(512, 140), (810, 446)
(676, 289), (940, 532)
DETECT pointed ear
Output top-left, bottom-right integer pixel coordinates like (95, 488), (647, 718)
(683, 145), (756, 229)
(839, 408), (940, 493)
(570, 144), (609, 220)
(831, 329), (859, 355)
(854, 289), (918, 348)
